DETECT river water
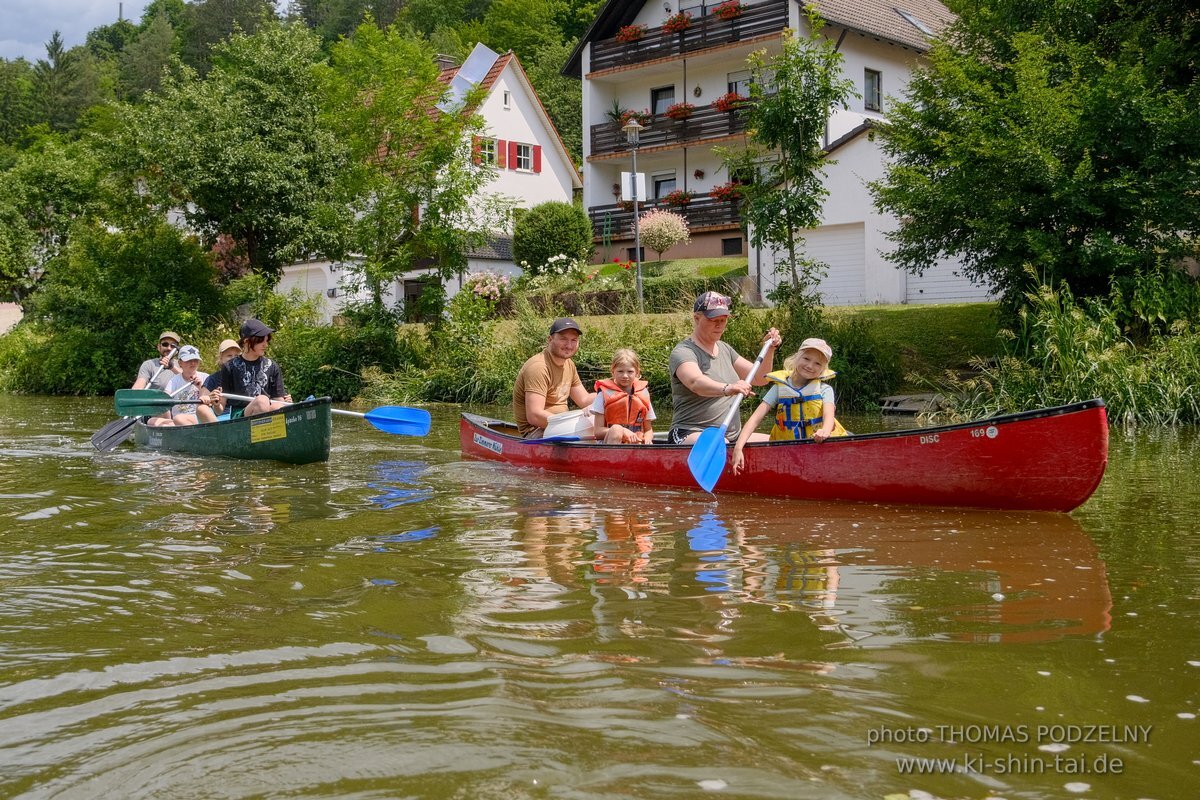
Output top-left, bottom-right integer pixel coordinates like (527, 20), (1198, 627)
(1, 395), (1197, 800)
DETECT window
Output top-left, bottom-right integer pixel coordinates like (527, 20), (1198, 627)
(652, 172), (677, 199)
(865, 69), (882, 112)
(626, 246), (645, 262)
(515, 143), (533, 171)
(477, 138), (497, 165)
(502, 90), (512, 109)
(651, 86), (676, 116)
(727, 70), (751, 97)
(721, 237), (743, 256)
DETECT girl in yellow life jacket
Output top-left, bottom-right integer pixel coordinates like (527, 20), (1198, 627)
(590, 348), (657, 444)
(731, 338), (848, 474)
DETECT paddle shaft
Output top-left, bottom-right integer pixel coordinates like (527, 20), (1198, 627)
(719, 338), (774, 431)
(217, 392), (367, 419)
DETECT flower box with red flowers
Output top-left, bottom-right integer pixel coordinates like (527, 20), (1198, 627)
(664, 102), (696, 121)
(662, 189), (694, 207)
(708, 182), (743, 202)
(711, 0), (745, 20)
(711, 91), (748, 113)
(616, 24), (648, 43)
(661, 11), (693, 34)
(617, 108), (654, 127)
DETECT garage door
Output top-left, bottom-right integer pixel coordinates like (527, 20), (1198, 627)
(905, 258), (994, 304)
(804, 223), (866, 305)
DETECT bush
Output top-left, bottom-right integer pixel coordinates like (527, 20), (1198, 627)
(268, 321), (415, 402)
(639, 209), (690, 261)
(512, 202), (593, 275)
(8, 221), (222, 394)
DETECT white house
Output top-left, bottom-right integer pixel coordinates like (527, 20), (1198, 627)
(565, 0), (991, 305)
(278, 44), (583, 323)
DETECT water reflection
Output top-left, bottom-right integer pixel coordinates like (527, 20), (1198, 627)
(455, 499), (1112, 656)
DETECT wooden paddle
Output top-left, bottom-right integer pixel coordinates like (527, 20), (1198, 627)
(90, 348), (178, 452)
(686, 339), (773, 493)
(114, 389), (432, 437)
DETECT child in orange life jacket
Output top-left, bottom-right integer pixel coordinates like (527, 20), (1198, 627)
(590, 348), (657, 444)
(731, 337), (848, 474)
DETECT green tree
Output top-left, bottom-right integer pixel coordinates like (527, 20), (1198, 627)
(720, 15), (855, 293)
(181, 0), (277, 75)
(86, 18), (139, 59)
(292, 0), (405, 46)
(481, 0), (563, 62)
(871, 0), (1200, 307)
(512, 201), (592, 271)
(0, 59), (37, 145)
(18, 221), (222, 394)
(320, 23), (505, 312)
(120, 13), (179, 98)
(0, 132), (104, 299)
(524, 37), (581, 164)
(114, 21), (350, 279)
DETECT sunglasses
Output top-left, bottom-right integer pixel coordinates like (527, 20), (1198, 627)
(159, 341), (177, 348)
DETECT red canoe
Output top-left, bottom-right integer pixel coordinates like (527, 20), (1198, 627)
(459, 399), (1109, 512)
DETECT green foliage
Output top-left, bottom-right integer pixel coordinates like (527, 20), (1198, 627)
(6, 222), (221, 394)
(0, 57), (37, 145)
(871, 0), (1200, 309)
(511, 201), (593, 273)
(221, 272), (322, 330)
(0, 132), (105, 298)
(926, 278), (1200, 426)
(321, 22), (503, 313)
(269, 320), (414, 401)
(523, 38), (582, 164)
(119, 12), (178, 99)
(113, 20), (350, 279)
(180, 0), (277, 76)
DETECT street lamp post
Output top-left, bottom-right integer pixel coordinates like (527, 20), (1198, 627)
(622, 119), (644, 315)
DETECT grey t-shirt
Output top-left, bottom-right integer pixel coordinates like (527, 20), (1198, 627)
(668, 338), (743, 438)
(135, 358), (176, 392)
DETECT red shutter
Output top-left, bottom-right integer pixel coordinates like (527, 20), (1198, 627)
(533, 144), (542, 173)
(471, 135), (481, 165)
(496, 139), (507, 168)
(508, 141), (519, 170)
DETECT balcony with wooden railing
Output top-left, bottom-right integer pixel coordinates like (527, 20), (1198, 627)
(589, 194), (742, 240)
(590, 102), (751, 159)
(589, 0), (789, 74)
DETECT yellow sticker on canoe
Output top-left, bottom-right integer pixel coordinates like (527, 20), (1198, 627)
(250, 414), (287, 443)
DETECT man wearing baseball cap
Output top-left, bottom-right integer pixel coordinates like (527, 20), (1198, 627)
(667, 291), (781, 444)
(202, 318), (291, 418)
(131, 330), (182, 391)
(513, 317), (595, 438)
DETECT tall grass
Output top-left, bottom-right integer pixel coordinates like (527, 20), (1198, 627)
(926, 279), (1200, 426)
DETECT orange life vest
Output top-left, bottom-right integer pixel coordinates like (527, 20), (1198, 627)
(594, 378), (651, 432)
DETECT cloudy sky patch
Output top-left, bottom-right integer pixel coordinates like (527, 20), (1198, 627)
(1, 1), (154, 61)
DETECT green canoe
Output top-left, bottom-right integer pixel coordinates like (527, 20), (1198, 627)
(131, 397), (333, 465)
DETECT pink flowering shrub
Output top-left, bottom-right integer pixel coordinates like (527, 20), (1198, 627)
(638, 209), (691, 261)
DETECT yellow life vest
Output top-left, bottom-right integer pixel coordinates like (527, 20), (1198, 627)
(764, 369), (848, 441)
(594, 378), (652, 432)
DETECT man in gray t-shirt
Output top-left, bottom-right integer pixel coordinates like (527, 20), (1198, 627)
(132, 331), (181, 391)
(667, 292), (781, 444)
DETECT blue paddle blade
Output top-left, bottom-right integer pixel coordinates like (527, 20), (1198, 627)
(687, 425), (730, 493)
(362, 406), (432, 436)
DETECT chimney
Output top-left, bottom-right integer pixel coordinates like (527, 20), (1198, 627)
(434, 54), (459, 72)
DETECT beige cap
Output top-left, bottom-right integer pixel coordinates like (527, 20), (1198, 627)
(218, 338), (242, 355)
(799, 337), (832, 361)
(158, 331), (180, 344)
